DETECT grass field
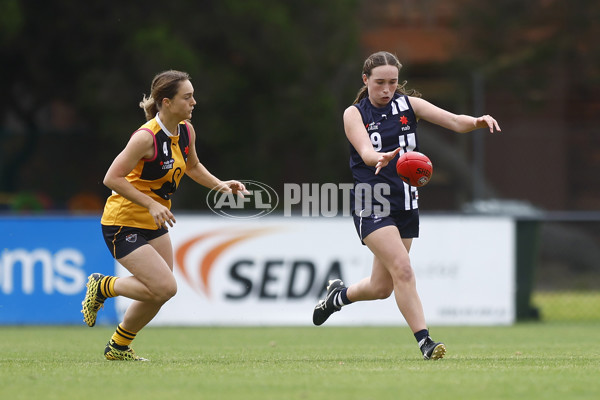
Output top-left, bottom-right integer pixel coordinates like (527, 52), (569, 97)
(533, 291), (600, 321)
(1, 322), (599, 400)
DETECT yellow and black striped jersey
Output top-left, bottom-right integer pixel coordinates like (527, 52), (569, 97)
(101, 116), (190, 229)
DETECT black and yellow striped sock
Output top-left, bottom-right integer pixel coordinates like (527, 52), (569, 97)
(111, 324), (137, 348)
(99, 276), (118, 298)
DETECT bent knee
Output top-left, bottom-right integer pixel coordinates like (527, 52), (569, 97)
(390, 263), (415, 283)
(150, 280), (177, 303)
(163, 282), (178, 300)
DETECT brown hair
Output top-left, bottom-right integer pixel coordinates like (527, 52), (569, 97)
(352, 51), (421, 104)
(139, 70), (191, 121)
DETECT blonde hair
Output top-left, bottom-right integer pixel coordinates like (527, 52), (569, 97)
(139, 70), (191, 121)
(353, 51), (421, 104)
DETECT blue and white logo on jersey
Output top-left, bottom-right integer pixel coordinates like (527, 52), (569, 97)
(367, 122), (381, 131)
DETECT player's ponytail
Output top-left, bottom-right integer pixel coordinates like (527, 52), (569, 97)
(352, 86), (368, 105)
(397, 81), (421, 98)
(139, 95), (157, 121)
(139, 70), (191, 121)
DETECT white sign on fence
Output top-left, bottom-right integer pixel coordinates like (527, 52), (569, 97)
(115, 215), (515, 326)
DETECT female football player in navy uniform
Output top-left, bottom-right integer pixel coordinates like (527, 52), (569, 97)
(82, 70), (248, 360)
(313, 51), (501, 360)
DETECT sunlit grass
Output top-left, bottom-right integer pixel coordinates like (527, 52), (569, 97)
(533, 290), (600, 321)
(0, 323), (599, 400)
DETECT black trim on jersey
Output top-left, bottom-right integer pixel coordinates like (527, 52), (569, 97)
(140, 123), (190, 200)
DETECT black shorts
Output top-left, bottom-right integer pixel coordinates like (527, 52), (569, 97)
(102, 225), (169, 259)
(352, 209), (419, 245)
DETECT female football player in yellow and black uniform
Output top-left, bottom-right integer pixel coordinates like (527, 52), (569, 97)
(82, 70), (248, 361)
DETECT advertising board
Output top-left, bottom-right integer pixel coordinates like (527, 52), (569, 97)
(0, 216), (117, 324)
(1, 215), (514, 326)
(117, 215), (515, 326)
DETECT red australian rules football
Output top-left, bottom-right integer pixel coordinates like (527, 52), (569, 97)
(395, 151), (433, 187)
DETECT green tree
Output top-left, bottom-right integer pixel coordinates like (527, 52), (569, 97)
(0, 0), (360, 210)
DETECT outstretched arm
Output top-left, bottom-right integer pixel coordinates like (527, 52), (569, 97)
(409, 96), (501, 134)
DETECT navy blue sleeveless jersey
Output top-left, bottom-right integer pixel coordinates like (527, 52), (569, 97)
(349, 93), (420, 215)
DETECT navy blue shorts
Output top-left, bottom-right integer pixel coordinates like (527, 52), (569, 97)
(352, 209), (419, 244)
(102, 225), (169, 259)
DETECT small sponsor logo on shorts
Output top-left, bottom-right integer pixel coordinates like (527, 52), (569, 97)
(126, 234), (138, 243)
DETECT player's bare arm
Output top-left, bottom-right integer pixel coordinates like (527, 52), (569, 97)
(344, 106), (403, 175)
(103, 130), (175, 228)
(409, 96), (501, 134)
